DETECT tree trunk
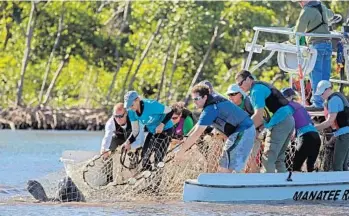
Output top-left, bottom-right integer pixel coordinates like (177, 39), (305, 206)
(184, 23), (220, 105)
(223, 63), (239, 83)
(166, 43), (179, 104)
(39, 2), (65, 104)
(105, 1), (130, 103)
(120, 46), (139, 100)
(127, 19), (163, 91)
(16, 1), (36, 107)
(42, 54), (70, 106)
(156, 38), (173, 101)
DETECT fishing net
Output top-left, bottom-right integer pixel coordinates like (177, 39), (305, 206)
(59, 133), (225, 202)
(40, 127), (334, 203)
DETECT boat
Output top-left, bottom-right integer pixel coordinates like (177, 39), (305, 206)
(183, 16), (349, 202)
(183, 172), (349, 202)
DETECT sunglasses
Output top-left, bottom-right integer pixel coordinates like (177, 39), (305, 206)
(238, 77), (248, 86)
(228, 92), (240, 97)
(114, 112), (126, 119)
(172, 115), (180, 120)
(193, 96), (202, 101)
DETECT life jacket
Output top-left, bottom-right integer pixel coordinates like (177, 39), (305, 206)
(288, 101), (313, 130)
(305, 3), (327, 33)
(324, 92), (349, 129)
(113, 116), (132, 141)
(243, 97), (254, 116)
(203, 94), (247, 137)
(253, 81), (289, 115)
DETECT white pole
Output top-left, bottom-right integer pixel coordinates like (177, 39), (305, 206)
(244, 30), (260, 71)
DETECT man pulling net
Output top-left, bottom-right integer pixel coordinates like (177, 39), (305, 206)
(175, 84), (256, 173)
(122, 91), (174, 185)
(98, 103), (145, 185)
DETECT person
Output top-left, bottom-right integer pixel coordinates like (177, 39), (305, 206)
(293, 0), (334, 108)
(235, 70), (295, 173)
(171, 102), (195, 140)
(175, 84), (256, 173)
(281, 88), (321, 172)
(314, 80), (349, 171)
(99, 103), (145, 184)
(123, 91), (174, 171)
(226, 84), (261, 172)
(199, 80), (226, 98)
(226, 84), (254, 116)
(199, 80), (215, 95)
(100, 103), (144, 158)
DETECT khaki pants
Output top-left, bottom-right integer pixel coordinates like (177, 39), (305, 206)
(262, 115), (295, 173)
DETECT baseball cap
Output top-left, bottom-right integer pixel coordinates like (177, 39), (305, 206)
(314, 80), (332, 96)
(199, 80), (213, 92)
(124, 91), (139, 109)
(226, 84), (247, 98)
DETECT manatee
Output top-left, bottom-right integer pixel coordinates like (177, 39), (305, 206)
(27, 177), (85, 202)
(56, 176), (85, 202)
(27, 180), (49, 202)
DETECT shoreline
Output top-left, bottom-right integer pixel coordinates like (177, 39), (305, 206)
(0, 106), (109, 131)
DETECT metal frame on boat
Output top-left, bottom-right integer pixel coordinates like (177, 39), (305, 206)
(244, 26), (348, 105)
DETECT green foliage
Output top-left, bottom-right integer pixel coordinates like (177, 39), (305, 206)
(0, 1), (348, 109)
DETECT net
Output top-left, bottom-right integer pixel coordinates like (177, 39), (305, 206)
(30, 129), (335, 203)
(58, 133), (225, 202)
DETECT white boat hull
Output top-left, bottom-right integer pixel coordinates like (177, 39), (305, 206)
(183, 172), (349, 202)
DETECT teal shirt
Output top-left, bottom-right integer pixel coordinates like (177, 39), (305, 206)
(297, 124), (318, 137)
(250, 84), (293, 129)
(128, 99), (173, 134)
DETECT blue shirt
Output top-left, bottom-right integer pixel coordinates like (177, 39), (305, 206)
(198, 100), (253, 133)
(250, 83), (294, 129)
(328, 95), (349, 137)
(128, 99), (173, 134)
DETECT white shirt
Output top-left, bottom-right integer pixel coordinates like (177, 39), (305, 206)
(100, 117), (145, 152)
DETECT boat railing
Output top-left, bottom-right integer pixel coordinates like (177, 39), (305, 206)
(244, 26), (349, 106)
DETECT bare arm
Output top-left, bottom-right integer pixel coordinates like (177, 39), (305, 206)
(316, 113), (337, 131)
(251, 108), (264, 129)
(100, 118), (115, 153)
(125, 120), (140, 145)
(176, 125), (207, 155)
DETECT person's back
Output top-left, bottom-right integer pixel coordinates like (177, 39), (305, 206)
(128, 98), (173, 134)
(294, 1), (333, 44)
(203, 94), (253, 134)
(282, 87), (321, 172)
(235, 70), (295, 173)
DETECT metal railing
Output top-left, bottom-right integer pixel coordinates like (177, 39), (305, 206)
(244, 26), (347, 105)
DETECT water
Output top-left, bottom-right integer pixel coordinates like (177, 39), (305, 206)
(1, 130), (349, 215)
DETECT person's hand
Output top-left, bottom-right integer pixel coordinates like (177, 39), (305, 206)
(102, 150), (111, 160)
(122, 142), (131, 151)
(155, 123), (165, 134)
(174, 149), (186, 163)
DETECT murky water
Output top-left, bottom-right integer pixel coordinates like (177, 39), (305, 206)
(1, 130), (349, 215)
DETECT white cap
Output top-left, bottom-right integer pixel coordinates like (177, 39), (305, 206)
(314, 80), (332, 96)
(226, 84), (247, 98)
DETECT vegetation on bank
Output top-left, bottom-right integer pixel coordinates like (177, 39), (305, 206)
(0, 1), (348, 129)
